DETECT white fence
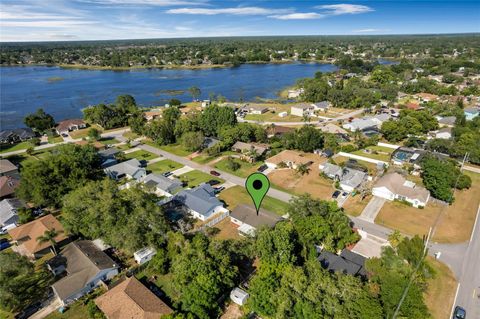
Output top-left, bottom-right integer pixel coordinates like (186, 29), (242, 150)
(377, 142), (401, 150)
(337, 152), (389, 167)
(197, 210), (230, 231)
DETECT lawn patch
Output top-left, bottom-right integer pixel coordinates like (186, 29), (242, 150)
(179, 170), (224, 188)
(214, 157), (262, 178)
(124, 150), (158, 161)
(147, 159), (183, 174)
(0, 141), (33, 154)
(219, 186), (289, 216)
(424, 257), (457, 319)
(159, 144), (192, 157)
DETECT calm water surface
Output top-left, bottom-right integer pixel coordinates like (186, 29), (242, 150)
(0, 63), (338, 129)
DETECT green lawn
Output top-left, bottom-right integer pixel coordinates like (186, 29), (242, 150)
(124, 150), (158, 161)
(147, 159), (183, 174)
(159, 144), (192, 157)
(244, 113), (303, 122)
(0, 309), (14, 319)
(351, 145), (394, 162)
(214, 157), (262, 178)
(0, 141), (33, 154)
(179, 170), (224, 188)
(219, 186), (290, 216)
(48, 136), (64, 144)
(44, 290), (104, 319)
(191, 151), (237, 164)
(123, 131), (140, 140)
(98, 137), (120, 145)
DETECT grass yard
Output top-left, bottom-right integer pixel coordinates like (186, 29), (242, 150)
(68, 124), (103, 139)
(424, 257), (457, 319)
(333, 155), (379, 175)
(45, 299), (92, 319)
(123, 150), (158, 161)
(214, 157), (262, 178)
(123, 131), (140, 140)
(211, 218), (242, 240)
(219, 186), (289, 216)
(375, 172), (480, 243)
(179, 170), (224, 188)
(191, 151), (237, 164)
(48, 136), (64, 144)
(244, 113), (303, 122)
(97, 137), (120, 145)
(147, 159), (183, 174)
(351, 149), (391, 162)
(0, 141), (33, 154)
(0, 309), (14, 319)
(144, 142), (192, 157)
(343, 194), (372, 217)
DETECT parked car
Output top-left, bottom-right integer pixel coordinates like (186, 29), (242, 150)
(332, 190), (341, 199)
(15, 302), (42, 319)
(257, 164), (268, 172)
(210, 170), (221, 177)
(0, 240), (11, 251)
(453, 306), (466, 319)
(214, 186), (225, 193)
(139, 159), (148, 167)
(341, 192), (348, 198)
(207, 180), (221, 186)
(163, 172), (172, 177)
(61, 133), (68, 138)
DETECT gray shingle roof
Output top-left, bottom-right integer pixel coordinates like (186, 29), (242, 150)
(230, 204), (282, 229)
(318, 249), (366, 277)
(173, 183), (223, 218)
(0, 198), (23, 227)
(142, 173), (182, 193)
(104, 159), (145, 179)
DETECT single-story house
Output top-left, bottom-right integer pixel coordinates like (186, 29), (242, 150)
(318, 248), (366, 278)
(56, 119), (86, 135)
(319, 123), (348, 135)
(0, 198), (24, 231)
(415, 92), (439, 103)
(201, 100), (211, 107)
(0, 176), (20, 199)
(290, 103), (315, 117)
(142, 173), (182, 197)
(312, 101), (330, 111)
(437, 116), (457, 127)
(464, 107), (479, 121)
(342, 118), (377, 132)
(203, 137), (220, 149)
(0, 128), (35, 144)
(266, 125), (294, 138)
(0, 159), (19, 179)
(143, 110), (162, 121)
(50, 240), (118, 305)
(98, 148), (120, 168)
(406, 102), (420, 110)
(320, 163), (367, 192)
(435, 127), (452, 139)
(230, 204), (282, 237)
(265, 150), (312, 170)
(95, 277), (173, 319)
(104, 159), (146, 181)
(248, 105), (268, 114)
(391, 147), (426, 167)
(9, 214), (68, 258)
(230, 287), (249, 306)
(166, 183), (228, 221)
(231, 141), (269, 162)
(287, 88), (304, 99)
(133, 247), (156, 265)
(372, 172), (430, 208)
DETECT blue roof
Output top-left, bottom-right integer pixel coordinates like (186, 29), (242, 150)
(173, 183), (223, 218)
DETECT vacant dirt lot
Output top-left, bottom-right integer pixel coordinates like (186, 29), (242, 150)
(213, 218), (242, 240)
(268, 155), (334, 200)
(343, 194), (372, 217)
(375, 171), (480, 243)
(424, 257), (457, 319)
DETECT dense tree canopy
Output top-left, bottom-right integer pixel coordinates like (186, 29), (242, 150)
(282, 125), (324, 152)
(83, 94), (140, 129)
(23, 108), (55, 132)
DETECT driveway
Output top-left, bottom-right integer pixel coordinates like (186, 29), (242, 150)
(29, 297), (62, 319)
(358, 196), (386, 223)
(171, 165), (194, 176)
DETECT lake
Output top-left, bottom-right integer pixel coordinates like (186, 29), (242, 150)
(0, 62), (338, 129)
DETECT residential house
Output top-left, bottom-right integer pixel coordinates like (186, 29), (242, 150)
(203, 137), (220, 149)
(142, 173), (182, 197)
(265, 150), (312, 170)
(342, 118), (377, 132)
(166, 183), (228, 221)
(290, 103), (315, 117)
(104, 159), (146, 181)
(230, 204), (282, 237)
(0, 198), (24, 231)
(320, 163), (367, 192)
(266, 125), (294, 138)
(95, 277), (173, 319)
(133, 247), (156, 265)
(231, 141), (269, 162)
(287, 88), (304, 99)
(0, 159), (19, 179)
(98, 148), (120, 168)
(201, 100), (211, 107)
(50, 240), (118, 305)
(8, 214), (68, 258)
(312, 101), (330, 112)
(415, 93), (439, 103)
(248, 105), (268, 115)
(435, 127), (452, 139)
(0, 176), (20, 199)
(406, 102), (420, 110)
(372, 172), (430, 208)
(56, 119), (86, 135)
(464, 107), (479, 121)
(143, 110), (162, 122)
(230, 288), (249, 306)
(318, 248), (367, 278)
(391, 147), (426, 167)
(0, 128), (35, 144)
(437, 116), (457, 127)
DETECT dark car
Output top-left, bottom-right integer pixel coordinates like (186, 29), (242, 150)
(139, 159), (148, 167)
(207, 180), (221, 186)
(210, 170), (221, 177)
(257, 164), (268, 172)
(214, 186), (225, 193)
(0, 240), (11, 251)
(332, 190), (341, 199)
(163, 171), (172, 177)
(15, 302), (42, 319)
(453, 306), (466, 319)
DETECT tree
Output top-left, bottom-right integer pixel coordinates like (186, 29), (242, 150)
(83, 94), (139, 129)
(282, 125), (324, 152)
(180, 131), (204, 152)
(88, 128), (101, 141)
(25, 147), (34, 155)
(36, 229), (60, 255)
(296, 163), (311, 176)
(200, 105), (236, 137)
(225, 156), (240, 171)
(188, 86), (201, 101)
(0, 253), (52, 312)
(24, 108), (55, 132)
(388, 230), (403, 248)
(169, 98), (182, 106)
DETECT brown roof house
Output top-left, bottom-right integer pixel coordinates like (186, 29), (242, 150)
(231, 141), (269, 163)
(56, 119), (86, 135)
(50, 240), (119, 305)
(95, 276), (173, 319)
(372, 172), (430, 208)
(0, 159), (19, 179)
(0, 176), (20, 199)
(265, 150), (312, 170)
(230, 204), (282, 237)
(8, 214), (68, 258)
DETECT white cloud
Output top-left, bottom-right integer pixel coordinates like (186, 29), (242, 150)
(353, 28), (389, 33)
(316, 4), (373, 15)
(175, 26), (192, 31)
(167, 6), (290, 16)
(79, 0), (207, 6)
(1, 20), (96, 27)
(270, 13), (323, 20)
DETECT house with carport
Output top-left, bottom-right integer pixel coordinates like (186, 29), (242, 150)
(372, 172), (430, 208)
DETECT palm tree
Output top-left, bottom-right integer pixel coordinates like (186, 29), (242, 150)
(37, 229), (59, 256)
(296, 163), (311, 176)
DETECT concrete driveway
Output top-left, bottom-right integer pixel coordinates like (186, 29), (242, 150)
(358, 196), (386, 223)
(29, 297), (62, 319)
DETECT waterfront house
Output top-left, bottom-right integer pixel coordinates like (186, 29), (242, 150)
(56, 119), (86, 136)
(290, 103), (315, 117)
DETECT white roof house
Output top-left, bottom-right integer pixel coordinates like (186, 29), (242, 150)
(312, 101), (330, 111)
(104, 159), (146, 181)
(230, 288), (249, 306)
(134, 247), (156, 265)
(0, 198), (23, 231)
(290, 103), (315, 117)
(372, 172), (430, 208)
(343, 114), (390, 132)
(142, 173), (182, 197)
(320, 163), (367, 192)
(435, 127), (452, 140)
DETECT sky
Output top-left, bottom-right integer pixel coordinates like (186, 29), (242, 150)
(0, 1), (479, 42)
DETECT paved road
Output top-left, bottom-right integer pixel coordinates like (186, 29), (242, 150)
(358, 196), (386, 223)
(452, 205), (480, 318)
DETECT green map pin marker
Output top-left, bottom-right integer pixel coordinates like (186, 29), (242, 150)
(245, 172), (270, 215)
